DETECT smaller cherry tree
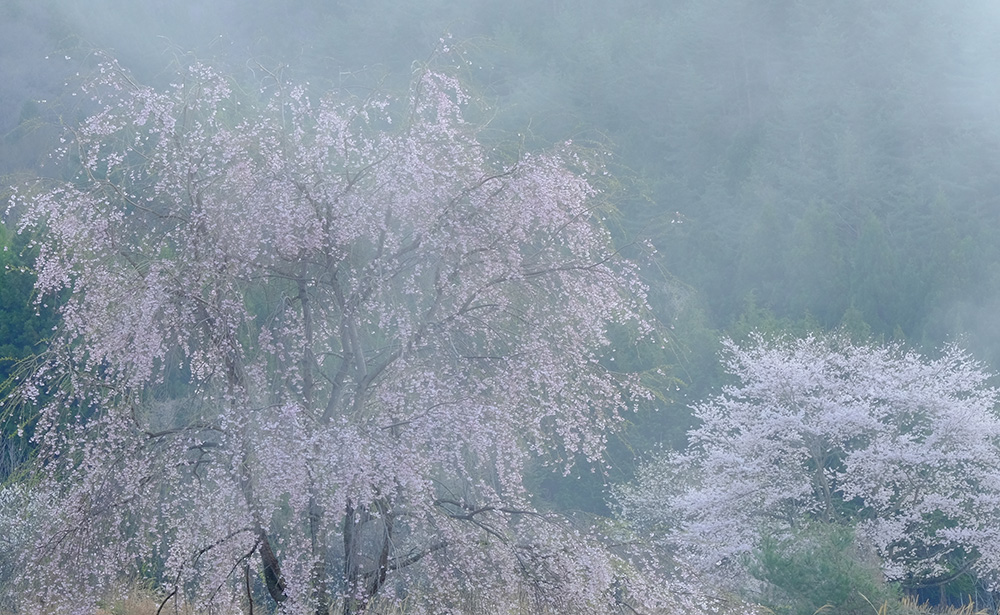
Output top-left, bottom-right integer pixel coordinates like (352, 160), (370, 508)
(616, 333), (1000, 594)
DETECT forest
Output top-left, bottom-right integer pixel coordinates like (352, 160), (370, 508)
(4, 1), (1000, 614)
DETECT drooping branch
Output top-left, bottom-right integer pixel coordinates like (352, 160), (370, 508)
(362, 540), (448, 578)
(434, 498), (545, 520)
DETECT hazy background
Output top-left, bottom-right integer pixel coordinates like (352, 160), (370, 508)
(6, 0), (1000, 496)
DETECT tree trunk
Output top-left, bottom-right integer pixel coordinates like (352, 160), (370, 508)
(258, 529), (288, 603)
(343, 499), (364, 615)
(309, 492), (331, 615)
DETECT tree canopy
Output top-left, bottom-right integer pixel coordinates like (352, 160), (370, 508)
(4, 58), (673, 615)
(616, 334), (1000, 603)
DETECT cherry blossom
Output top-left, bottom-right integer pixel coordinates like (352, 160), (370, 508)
(616, 333), (1000, 594)
(0, 57), (687, 615)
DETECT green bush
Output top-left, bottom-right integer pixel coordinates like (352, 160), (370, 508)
(749, 523), (896, 615)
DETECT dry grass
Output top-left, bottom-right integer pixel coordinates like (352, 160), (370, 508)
(95, 584), (202, 615)
(93, 589), (648, 615)
(94, 586), (526, 615)
(80, 585), (997, 615)
(860, 594), (992, 615)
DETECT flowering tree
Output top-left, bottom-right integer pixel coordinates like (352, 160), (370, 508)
(616, 334), (1000, 592)
(3, 58), (665, 615)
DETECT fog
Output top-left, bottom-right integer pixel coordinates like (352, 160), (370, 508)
(5, 1), (1000, 610)
(7, 0), (1000, 474)
(7, 1), (1000, 354)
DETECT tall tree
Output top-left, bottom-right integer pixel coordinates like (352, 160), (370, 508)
(5, 58), (665, 615)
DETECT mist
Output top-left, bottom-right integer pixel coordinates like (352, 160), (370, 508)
(7, 1), (1000, 355)
(6, 0), (1000, 611)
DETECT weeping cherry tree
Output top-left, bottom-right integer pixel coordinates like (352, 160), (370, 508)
(4, 57), (669, 615)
